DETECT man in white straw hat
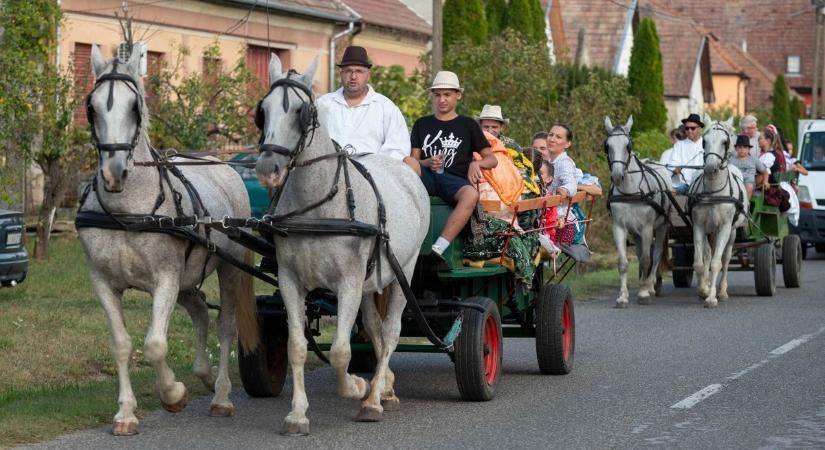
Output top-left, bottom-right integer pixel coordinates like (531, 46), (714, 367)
(477, 104), (521, 152)
(404, 70), (497, 256)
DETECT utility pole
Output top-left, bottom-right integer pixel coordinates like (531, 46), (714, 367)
(817, 1), (825, 118)
(432, 0), (442, 73)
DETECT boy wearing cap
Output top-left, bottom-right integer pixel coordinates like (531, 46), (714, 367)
(316, 46), (410, 161)
(404, 71), (497, 255)
(730, 134), (769, 198)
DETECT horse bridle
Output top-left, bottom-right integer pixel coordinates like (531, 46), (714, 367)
(702, 123), (731, 169)
(85, 59), (143, 156)
(604, 127), (633, 170)
(256, 70), (318, 160)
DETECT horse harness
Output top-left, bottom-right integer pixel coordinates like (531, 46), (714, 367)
(76, 66), (280, 288)
(687, 124), (747, 225)
(604, 128), (672, 220)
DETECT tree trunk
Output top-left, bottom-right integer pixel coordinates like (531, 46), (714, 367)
(33, 157), (74, 260)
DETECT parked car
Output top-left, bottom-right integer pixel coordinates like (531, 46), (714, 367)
(230, 153), (270, 218)
(0, 210), (28, 287)
(794, 120), (825, 258)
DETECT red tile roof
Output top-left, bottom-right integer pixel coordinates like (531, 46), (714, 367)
(709, 35), (776, 109)
(638, 0), (711, 98)
(343, 0), (431, 36)
(554, 0), (632, 69)
(660, 0), (815, 91)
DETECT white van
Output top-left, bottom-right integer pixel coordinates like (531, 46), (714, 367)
(795, 119), (825, 257)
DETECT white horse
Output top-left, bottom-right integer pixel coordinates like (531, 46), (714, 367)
(77, 44), (258, 435)
(605, 116), (672, 307)
(688, 115), (748, 308)
(254, 55), (429, 435)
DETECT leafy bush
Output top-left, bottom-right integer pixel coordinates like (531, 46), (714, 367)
(627, 18), (666, 134)
(632, 129), (671, 160)
(443, 0), (488, 51)
(369, 65), (431, 128)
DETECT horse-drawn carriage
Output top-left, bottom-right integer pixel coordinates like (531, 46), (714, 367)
(238, 190), (598, 402)
(667, 190), (802, 296)
(604, 115), (802, 309)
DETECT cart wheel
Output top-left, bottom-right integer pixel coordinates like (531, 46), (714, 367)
(672, 245), (693, 288)
(238, 314), (289, 398)
(536, 284), (575, 375)
(754, 242), (776, 297)
(782, 234), (802, 288)
(454, 297), (502, 401)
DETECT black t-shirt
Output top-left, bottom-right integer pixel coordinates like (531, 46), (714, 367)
(410, 114), (489, 178)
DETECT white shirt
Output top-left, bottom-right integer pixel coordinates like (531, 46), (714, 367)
(759, 151), (776, 169)
(659, 147), (680, 186)
(747, 132), (760, 160)
(316, 85), (410, 161)
(667, 138), (704, 185)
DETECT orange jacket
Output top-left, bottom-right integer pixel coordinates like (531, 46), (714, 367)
(474, 132), (524, 205)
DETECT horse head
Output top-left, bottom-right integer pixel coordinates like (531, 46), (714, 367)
(604, 115), (634, 184)
(702, 114), (734, 175)
(88, 44), (145, 193)
(255, 54), (319, 188)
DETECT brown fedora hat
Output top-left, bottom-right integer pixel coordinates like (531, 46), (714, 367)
(337, 46), (372, 68)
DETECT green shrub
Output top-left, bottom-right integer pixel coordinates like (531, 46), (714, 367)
(443, 0), (488, 50)
(633, 129), (671, 160)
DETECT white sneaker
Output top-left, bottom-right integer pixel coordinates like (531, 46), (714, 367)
(431, 243), (445, 256)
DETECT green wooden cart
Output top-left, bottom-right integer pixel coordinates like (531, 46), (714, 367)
(238, 192), (598, 402)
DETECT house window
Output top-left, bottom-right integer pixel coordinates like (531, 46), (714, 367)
(73, 43), (96, 125)
(246, 45), (290, 92)
(786, 55), (801, 75)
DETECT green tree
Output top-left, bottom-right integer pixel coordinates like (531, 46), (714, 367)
(771, 74), (793, 146)
(506, 0), (545, 44)
(789, 95), (802, 147)
(369, 64), (430, 127)
(443, 0), (488, 51)
(485, 0), (508, 36)
(0, 0), (92, 258)
(146, 43), (257, 151)
(627, 17), (667, 134)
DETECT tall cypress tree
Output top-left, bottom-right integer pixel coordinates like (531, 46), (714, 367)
(485, 0), (507, 36)
(528, 0), (547, 45)
(444, 0), (488, 51)
(771, 74), (793, 143)
(506, 0), (535, 41)
(627, 18), (667, 133)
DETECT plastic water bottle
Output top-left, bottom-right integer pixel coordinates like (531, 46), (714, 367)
(434, 154), (445, 174)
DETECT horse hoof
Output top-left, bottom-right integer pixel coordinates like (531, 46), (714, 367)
(354, 406), (383, 422)
(281, 417), (310, 436)
(704, 301), (718, 309)
(210, 403), (235, 417)
(112, 421), (138, 436)
(381, 396), (401, 411)
(637, 295), (652, 305)
(162, 390), (188, 414)
(614, 301), (628, 309)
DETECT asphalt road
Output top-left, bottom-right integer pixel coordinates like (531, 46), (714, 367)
(26, 253), (825, 450)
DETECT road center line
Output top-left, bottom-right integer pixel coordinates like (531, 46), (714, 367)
(670, 325), (825, 410)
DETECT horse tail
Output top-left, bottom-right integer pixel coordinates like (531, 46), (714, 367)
(235, 249), (259, 353)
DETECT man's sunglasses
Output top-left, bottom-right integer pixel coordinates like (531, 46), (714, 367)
(685, 126), (700, 131)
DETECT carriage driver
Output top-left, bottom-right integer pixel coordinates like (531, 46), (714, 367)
(664, 113), (705, 194)
(403, 71), (497, 256)
(316, 46), (411, 160)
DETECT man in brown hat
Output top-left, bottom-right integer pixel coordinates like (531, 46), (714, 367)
(316, 46), (410, 161)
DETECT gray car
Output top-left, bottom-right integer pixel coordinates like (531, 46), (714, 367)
(0, 210), (28, 287)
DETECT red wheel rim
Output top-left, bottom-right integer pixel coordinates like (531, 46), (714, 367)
(562, 300), (572, 361)
(483, 314), (500, 385)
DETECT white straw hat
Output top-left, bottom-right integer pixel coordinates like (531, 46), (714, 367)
(477, 104), (509, 124)
(429, 71), (464, 92)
